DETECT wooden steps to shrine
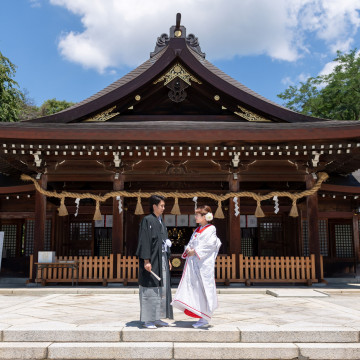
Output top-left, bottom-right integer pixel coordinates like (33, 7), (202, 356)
(1, 326), (360, 359)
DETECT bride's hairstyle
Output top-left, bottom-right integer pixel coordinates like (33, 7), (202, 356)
(195, 205), (213, 222)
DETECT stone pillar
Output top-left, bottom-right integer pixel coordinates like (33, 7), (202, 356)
(32, 174), (47, 279)
(306, 174), (322, 281)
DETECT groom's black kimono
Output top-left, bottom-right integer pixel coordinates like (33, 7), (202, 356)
(136, 213), (173, 320)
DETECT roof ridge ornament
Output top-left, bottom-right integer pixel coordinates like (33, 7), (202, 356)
(150, 13), (205, 58)
(234, 105), (271, 122)
(153, 63), (202, 86)
(84, 106), (120, 122)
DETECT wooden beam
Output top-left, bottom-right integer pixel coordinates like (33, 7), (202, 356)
(228, 178), (241, 255)
(238, 174), (306, 182)
(46, 174), (115, 182)
(3, 122), (360, 142)
(318, 211), (354, 219)
(321, 183), (360, 194)
(112, 176), (124, 262)
(122, 174), (230, 182)
(0, 184), (35, 194)
(112, 176), (124, 279)
(0, 212), (35, 219)
(306, 175), (322, 281)
(33, 174), (47, 279)
(353, 215), (360, 274)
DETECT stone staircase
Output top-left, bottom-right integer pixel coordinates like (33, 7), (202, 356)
(1, 326), (360, 359)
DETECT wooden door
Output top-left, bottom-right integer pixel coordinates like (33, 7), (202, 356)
(327, 219), (355, 274)
(258, 217), (284, 256)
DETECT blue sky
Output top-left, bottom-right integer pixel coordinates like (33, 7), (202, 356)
(1, 0), (360, 107)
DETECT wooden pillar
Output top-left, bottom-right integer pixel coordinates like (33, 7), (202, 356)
(32, 174), (47, 279)
(112, 176), (124, 277)
(228, 178), (241, 254)
(352, 215), (360, 275)
(306, 174), (322, 281)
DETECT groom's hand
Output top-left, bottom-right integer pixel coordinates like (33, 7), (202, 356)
(144, 260), (152, 272)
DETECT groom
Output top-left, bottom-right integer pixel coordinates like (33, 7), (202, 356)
(136, 195), (173, 329)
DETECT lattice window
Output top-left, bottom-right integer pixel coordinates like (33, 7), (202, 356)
(70, 222), (92, 242)
(259, 220), (282, 239)
(241, 228), (256, 256)
(302, 220), (309, 256)
(25, 219), (52, 256)
(241, 238), (253, 257)
(302, 219), (328, 257)
(25, 220), (34, 256)
(78, 249), (92, 256)
(258, 218), (282, 256)
(335, 224), (354, 258)
(319, 220), (328, 256)
(95, 228), (112, 256)
(1, 224), (17, 258)
(44, 220), (51, 251)
(70, 222), (92, 256)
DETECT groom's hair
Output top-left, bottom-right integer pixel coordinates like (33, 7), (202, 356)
(149, 194), (165, 213)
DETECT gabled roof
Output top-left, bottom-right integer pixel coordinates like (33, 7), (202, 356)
(25, 19), (330, 125)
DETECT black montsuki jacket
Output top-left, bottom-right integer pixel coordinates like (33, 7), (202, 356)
(136, 213), (169, 287)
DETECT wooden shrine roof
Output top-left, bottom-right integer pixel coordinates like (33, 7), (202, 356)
(20, 20), (335, 125)
(1, 16), (360, 184)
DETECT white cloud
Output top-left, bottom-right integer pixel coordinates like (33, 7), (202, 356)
(297, 72), (311, 82)
(29, 0), (42, 7)
(49, 0), (360, 73)
(319, 49), (360, 77)
(319, 61), (337, 76)
(281, 77), (294, 86)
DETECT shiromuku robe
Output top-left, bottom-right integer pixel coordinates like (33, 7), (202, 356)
(136, 213), (173, 321)
(171, 224), (221, 320)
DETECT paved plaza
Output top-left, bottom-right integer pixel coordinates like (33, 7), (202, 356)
(1, 283), (360, 359)
(1, 285), (360, 329)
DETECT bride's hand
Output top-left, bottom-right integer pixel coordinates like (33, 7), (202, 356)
(187, 249), (195, 256)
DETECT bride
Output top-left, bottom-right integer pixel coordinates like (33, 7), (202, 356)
(171, 205), (222, 328)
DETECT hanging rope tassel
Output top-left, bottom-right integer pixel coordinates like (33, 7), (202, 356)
(171, 197), (181, 215)
(135, 196), (144, 215)
(289, 200), (299, 217)
(255, 200), (265, 218)
(93, 200), (102, 221)
(58, 197), (68, 216)
(214, 200), (225, 219)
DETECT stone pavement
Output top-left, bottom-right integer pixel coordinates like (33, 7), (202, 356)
(0, 283), (360, 359)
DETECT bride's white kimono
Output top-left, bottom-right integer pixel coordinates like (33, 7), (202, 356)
(171, 224), (222, 320)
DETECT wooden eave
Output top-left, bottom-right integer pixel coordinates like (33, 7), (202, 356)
(1, 120), (360, 142)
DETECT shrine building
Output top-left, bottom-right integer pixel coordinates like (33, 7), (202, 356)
(1, 15), (360, 285)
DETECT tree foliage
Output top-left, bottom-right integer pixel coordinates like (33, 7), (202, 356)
(0, 51), (75, 121)
(0, 51), (24, 122)
(39, 98), (75, 116)
(278, 50), (360, 120)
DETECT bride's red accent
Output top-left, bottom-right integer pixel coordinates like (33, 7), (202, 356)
(184, 309), (201, 318)
(195, 224), (212, 234)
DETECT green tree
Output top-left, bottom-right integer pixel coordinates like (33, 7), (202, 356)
(278, 50), (360, 120)
(18, 90), (40, 121)
(39, 98), (75, 116)
(0, 51), (24, 122)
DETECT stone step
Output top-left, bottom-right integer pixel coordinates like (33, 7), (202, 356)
(0, 277), (27, 284)
(1, 342), (360, 359)
(1, 326), (359, 343)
